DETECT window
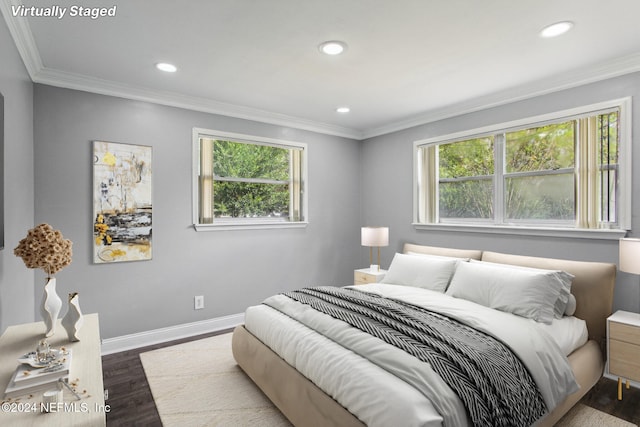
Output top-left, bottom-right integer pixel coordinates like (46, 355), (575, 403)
(193, 128), (307, 230)
(414, 98), (630, 237)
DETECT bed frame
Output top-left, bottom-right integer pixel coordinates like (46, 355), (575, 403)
(232, 244), (616, 427)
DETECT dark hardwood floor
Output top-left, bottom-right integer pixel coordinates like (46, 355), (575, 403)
(102, 332), (640, 426)
(580, 377), (640, 425)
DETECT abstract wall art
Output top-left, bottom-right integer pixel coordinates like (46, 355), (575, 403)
(93, 141), (152, 263)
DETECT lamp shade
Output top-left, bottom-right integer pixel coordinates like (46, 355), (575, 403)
(619, 238), (640, 275)
(361, 227), (389, 247)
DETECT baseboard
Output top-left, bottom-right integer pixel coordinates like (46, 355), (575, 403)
(100, 313), (245, 355)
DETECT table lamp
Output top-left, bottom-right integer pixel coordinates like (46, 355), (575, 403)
(361, 227), (389, 272)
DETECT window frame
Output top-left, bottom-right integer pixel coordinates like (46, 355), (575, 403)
(412, 98), (631, 240)
(192, 128), (308, 231)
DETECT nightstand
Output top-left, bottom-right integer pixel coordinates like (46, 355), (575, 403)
(607, 310), (640, 400)
(354, 268), (387, 285)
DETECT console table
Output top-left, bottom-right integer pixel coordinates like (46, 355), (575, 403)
(0, 313), (106, 426)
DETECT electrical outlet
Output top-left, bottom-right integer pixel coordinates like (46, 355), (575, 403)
(194, 295), (204, 310)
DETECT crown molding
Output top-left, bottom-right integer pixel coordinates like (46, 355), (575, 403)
(32, 66), (363, 139)
(362, 52), (640, 139)
(0, 0), (43, 77)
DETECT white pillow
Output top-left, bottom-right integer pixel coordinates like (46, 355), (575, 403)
(446, 261), (567, 324)
(564, 294), (577, 316)
(381, 253), (460, 292)
(550, 271), (573, 318)
(469, 260), (574, 319)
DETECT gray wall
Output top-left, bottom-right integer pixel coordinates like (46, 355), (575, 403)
(33, 85), (362, 339)
(360, 72), (640, 314)
(0, 16), (36, 334)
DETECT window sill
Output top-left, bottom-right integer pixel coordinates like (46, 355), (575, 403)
(194, 221), (308, 232)
(412, 223), (626, 240)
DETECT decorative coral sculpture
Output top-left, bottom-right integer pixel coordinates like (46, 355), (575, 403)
(14, 223), (73, 277)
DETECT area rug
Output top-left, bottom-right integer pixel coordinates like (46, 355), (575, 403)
(555, 403), (636, 427)
(140, 333), (635, 427)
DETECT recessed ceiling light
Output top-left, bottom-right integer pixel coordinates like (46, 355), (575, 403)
(336, 106), (350, 113)
(156, 62), (177, 72)
(540, 21), (574, 38)
(319, 41), (347, 55)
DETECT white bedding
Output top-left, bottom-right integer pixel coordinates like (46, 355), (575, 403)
(244, 284), (581, 427)
(539, 315), (588, 356)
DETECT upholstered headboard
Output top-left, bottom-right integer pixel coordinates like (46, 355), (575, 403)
(402, 243), (617, 351)
(403, 243), (482, 260)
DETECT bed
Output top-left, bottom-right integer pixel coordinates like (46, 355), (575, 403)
(232, 243), (616, 426)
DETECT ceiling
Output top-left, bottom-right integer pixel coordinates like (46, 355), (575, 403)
(3, 0), (640, 139)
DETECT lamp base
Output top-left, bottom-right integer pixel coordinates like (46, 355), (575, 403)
(369, 264), (380, 272)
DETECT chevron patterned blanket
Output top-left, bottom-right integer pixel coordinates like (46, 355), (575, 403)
(280, 286), (547, 427)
